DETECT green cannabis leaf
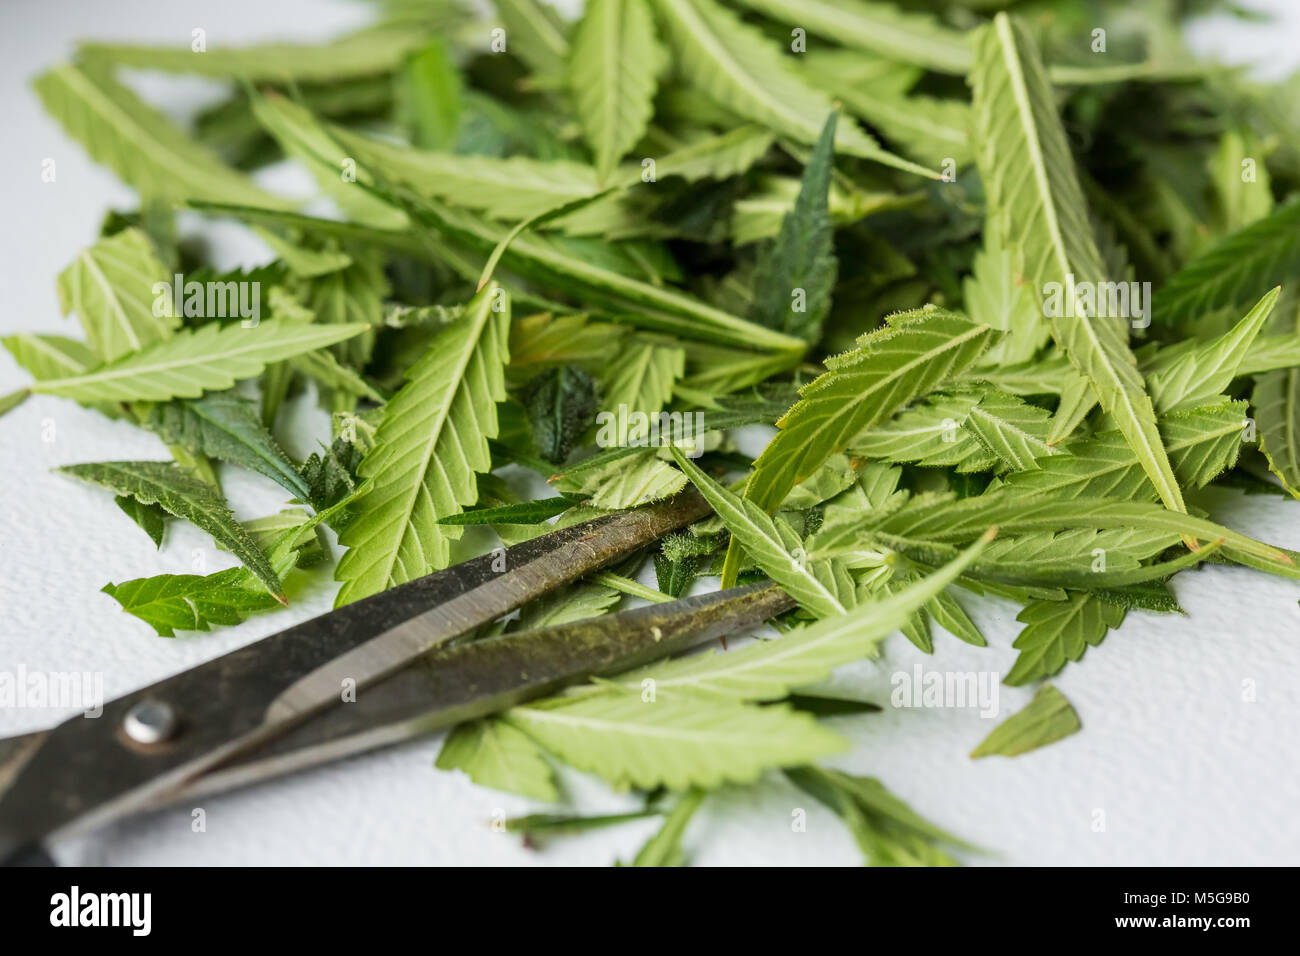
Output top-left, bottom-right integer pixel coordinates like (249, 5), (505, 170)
(57, 228), (177, 362)
(81, 25), (435, 82)
(550, 449), (689, 509)
(506, 693), (844, 791)
(334, 284), (509, 604)
(14, 0), (1300, 868)
(746, 309), (996, 512)
(732, 0), (972, 75)
(570, 0), (665, 184)
(33, 62), (288, 208)
(103, 567), (286, 637)
(1003, 595), (1125, 685)
(144, 395), (313, 503)
(970, 13), (1186, 516)
(750, 110), (839, 344)
(115, 495), (168, 548)
(627, 789), (704, 866)
(1154, 197), (1300, 325)
(524, 366), (600, 464)
(972, 685), (1083, 756)
(1253, 368), (1300, 498)
(597, 531), (993, 702)
(26, 319), (369, 405)
(652, 0), (935, 178)
(1143, 289), (1278, 413)
(436, 719), (559, 802)
(787, 766), (975, 866)
(60, 460), (285, 601)
(671, 446), (853, 618)
(599, 342), (684, 444)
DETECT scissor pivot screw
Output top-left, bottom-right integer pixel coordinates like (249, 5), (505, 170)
(123, 700), (178, 744)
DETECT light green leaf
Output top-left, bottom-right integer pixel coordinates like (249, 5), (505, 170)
(926, 589), (985, 647)
(671, 447), (851, 617)
(968, 527), (1205, 590)
(600, 342), (685, 443)
(1003, 596), (1126, 686)
(651, 0), (935, 178)
(506, 693), (843, 791)
(334, 284), (509, 604)
(30, 319), (369, 404)
(57, 229), (176, 361)
(970, 13), (1185, 516)
(735, 0), (1186, 86)
(251, 93), (406, 230)
(2, 334), (99, 380)
(963, 221), (1049, 365)
(398, 38), (463, 151)
(1047, 372), (1099, 443)
(832, 88), (970, 167)
(972, 685), (1082, 754)
(254, 228), (352, 278)
(60, 460), (283, 600)
(515, 577), (623, 632)
(1154, 196), (1300, 324)
(78, 25), (435, 82)
(495, 0), (572, 76)
(964, 390), (1058, 472)
(384, 189), (806, 352)
(603, 532), (993, 701)
(648, 126), (775, 181)
(33, 62), (287, 208)
(289, 349), (386, 404)
(870, 488), (1287, 569)
(745, 309), (996, 512)
(1143, 288), (1279, 413)
(628, 788), (704, 866)
(1210, 129), (1273, 235)
(570, 0), (664, 184)
(1004, 401), (1250, 499)
(1253, 368), (1300, 498)
(336, 125), (602, 222)
(786, 767), (972, 866)
(435, 719), (559, 802)
(732, 0), (971, 75)
(849, 389), (996, 473)
(1241, 334), (1300, 377)
(800, 48), (921, 100)
(99, 511), (321, 635)
(301, 253), (388, 367)
(551, 449), (688, 509)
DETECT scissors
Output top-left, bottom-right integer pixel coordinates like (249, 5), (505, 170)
(0, 490), (793, 865)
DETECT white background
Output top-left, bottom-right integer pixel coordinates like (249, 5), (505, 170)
(1, 0), (1298, 866)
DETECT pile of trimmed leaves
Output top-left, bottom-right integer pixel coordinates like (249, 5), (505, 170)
(6, 0), (1300, 865)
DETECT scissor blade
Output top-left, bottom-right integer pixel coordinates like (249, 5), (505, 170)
(0, 491), (708, 860)
(170, 582), (794, 803)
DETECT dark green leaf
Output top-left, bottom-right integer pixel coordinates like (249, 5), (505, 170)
(60, 460), (284, 600)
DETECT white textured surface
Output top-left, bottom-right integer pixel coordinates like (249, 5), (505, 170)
(2, 0), (1299, 866)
